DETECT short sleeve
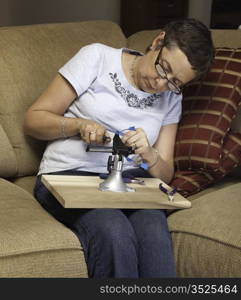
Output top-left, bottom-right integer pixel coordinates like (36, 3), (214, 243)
(162, 93), (182, 126)
(58, 43), (101, 96)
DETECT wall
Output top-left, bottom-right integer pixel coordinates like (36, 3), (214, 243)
(1, 0), (228, 30)
(0, 0), (120, 27)
(188, 0), (213, 27)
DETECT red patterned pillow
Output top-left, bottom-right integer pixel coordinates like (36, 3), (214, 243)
(175, 48), (241, 173)
(212, 132), (241, 179)
(171, 132), (241, 197)
(171, 170), (214, 197)
(171, 48), (241, 197)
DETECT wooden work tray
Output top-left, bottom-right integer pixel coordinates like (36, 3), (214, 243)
(41, 175), (191, 209)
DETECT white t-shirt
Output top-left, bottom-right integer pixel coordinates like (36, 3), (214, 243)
(38, 43), (182, 175)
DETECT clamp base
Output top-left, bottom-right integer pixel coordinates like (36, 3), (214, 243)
(99, 170), (135, 193)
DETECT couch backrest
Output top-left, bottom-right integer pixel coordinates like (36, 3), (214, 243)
(127, 29), (241, 134)
(127, 29), (241, 50)
(0, 20), (126, 178)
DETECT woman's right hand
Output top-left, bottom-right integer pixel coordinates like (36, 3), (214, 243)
(76, 119), (111, 144)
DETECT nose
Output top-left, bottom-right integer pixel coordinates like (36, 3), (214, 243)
(155, 76), (169, 88)
(154, 78), (168, 93)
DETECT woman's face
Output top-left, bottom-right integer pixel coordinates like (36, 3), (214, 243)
(135, 38), (196, 94)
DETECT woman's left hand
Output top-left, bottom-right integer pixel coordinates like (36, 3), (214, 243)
(121, 128), (153, 160)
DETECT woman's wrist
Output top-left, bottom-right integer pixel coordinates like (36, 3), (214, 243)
(60, 117), (82, 138)
(141, 147), (160, 169)
(60, 118), (68, 138)
(148, 147), (159, 169)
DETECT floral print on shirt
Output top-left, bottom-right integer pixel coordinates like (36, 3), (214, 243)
(109, 72), (159, 109)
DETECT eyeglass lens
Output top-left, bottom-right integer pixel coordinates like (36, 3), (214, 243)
(155, 64), (180, 93)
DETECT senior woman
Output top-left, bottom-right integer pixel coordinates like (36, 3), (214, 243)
(24, 18), (214, 278)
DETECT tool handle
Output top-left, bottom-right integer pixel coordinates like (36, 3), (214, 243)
(86, 145), (112, 153)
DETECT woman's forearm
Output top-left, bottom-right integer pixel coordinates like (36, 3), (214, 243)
(141, 148), (174, 183)
(148, 156), (174, 184)
(24, 110), (80, 140)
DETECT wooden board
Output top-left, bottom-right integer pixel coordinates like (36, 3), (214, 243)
(41, 175), (191, 209)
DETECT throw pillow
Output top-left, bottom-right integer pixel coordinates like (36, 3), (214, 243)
(212, 132), (241, 179)
(171, 132), (241, 197)
(175, 48), (241, 172)
(171, 48), (241, 197)
(171, 170), (214, 197)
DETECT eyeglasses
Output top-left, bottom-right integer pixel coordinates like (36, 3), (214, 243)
(154, 46), (182, 94)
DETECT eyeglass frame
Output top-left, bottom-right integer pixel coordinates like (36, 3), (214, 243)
(154, 45), (183, 94)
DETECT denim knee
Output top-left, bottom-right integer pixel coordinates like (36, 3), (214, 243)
(75, 209), (138, 247)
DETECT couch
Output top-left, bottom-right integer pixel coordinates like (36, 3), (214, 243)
(0, 20), (240, 278)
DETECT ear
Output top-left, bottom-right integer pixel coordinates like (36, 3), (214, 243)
(150, 31), (165, 51)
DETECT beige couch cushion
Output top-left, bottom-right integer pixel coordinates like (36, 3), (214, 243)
(0, 125), (17, 178)
(211, 29), (241, 48)
(11, 175), (36, 195)
(0, 20), (126, 178)
(168, 180), (241, 277)
(0, 178), (87, 277)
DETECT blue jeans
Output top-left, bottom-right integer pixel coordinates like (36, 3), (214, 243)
(34, 169), (176, 278)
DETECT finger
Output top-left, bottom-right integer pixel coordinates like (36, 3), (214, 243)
(135, 145), (151, 155)
(133, 141), (145, 153)
(126, 136), (139, 147)
(84, 123), (98, 143)
(89, 130), (97, 143)
(134, 147), (143, 155)
(84, 126), (96, 144)
(132, 144), (138, 153)
(123, 135), (139, 146)
(136, 128), (145, 135)
(83, 129), (91, 144)
(121, 130), (136, 143)
(95, 128), (105, 144)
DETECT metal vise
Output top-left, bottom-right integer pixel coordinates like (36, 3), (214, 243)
(86, 134), (135, 192)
